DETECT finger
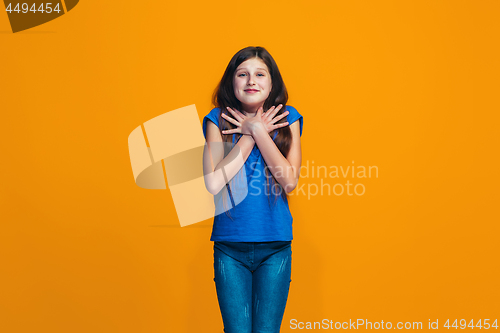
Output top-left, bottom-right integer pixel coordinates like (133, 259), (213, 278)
(270, 104), (283, 118)
(222, 128), (241, 135)
(221, 113), (241, 127)
(272, 122), (289, 130)
(269, 110), (289, 124)
(227, 106), (247, 121)
(263, 106), (275, 119)
(226, 107), (244, 122)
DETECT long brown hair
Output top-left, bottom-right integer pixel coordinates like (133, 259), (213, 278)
(212, 46), (292, 220)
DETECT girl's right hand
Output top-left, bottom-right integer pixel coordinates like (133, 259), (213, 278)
(221, 105), (290, 136)
(260, 104), (289, 134)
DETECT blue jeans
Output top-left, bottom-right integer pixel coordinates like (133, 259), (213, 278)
(213, 241), (292, 333)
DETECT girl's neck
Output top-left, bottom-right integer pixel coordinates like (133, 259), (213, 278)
(241, 105), (261, 117)
(242, 111), (257, 118)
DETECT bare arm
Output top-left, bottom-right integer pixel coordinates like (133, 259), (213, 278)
(251, 120), (302, 194)
(203, 120), (255, 195)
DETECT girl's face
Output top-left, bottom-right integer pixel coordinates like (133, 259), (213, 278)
(233, 58), (272, 112)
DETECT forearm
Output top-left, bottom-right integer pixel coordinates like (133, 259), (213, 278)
(251, 126), (298, 193)
(204, 135), (255, 195)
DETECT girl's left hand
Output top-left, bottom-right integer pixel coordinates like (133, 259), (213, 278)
(221, 105), (289, 136)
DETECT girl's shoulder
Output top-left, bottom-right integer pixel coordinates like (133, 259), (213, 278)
(285, 105), (303, 136)
(202, 107), (222, 139)
(206, 107), (222, 119)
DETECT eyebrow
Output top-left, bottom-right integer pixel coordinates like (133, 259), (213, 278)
(236, 68), (268, 72)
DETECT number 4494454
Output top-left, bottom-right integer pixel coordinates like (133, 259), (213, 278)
(444, 319), (498, 329)
(6, 3), (61, 14)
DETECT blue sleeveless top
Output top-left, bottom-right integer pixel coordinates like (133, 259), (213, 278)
(202, 105), (304, 242)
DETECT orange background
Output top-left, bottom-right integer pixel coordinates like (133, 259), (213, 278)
(1, 1), (499, 332)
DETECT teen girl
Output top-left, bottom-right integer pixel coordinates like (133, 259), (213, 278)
(202, 46), (304, 333)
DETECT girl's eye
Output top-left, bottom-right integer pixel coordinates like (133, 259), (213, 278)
(238, 73), (265, 77)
